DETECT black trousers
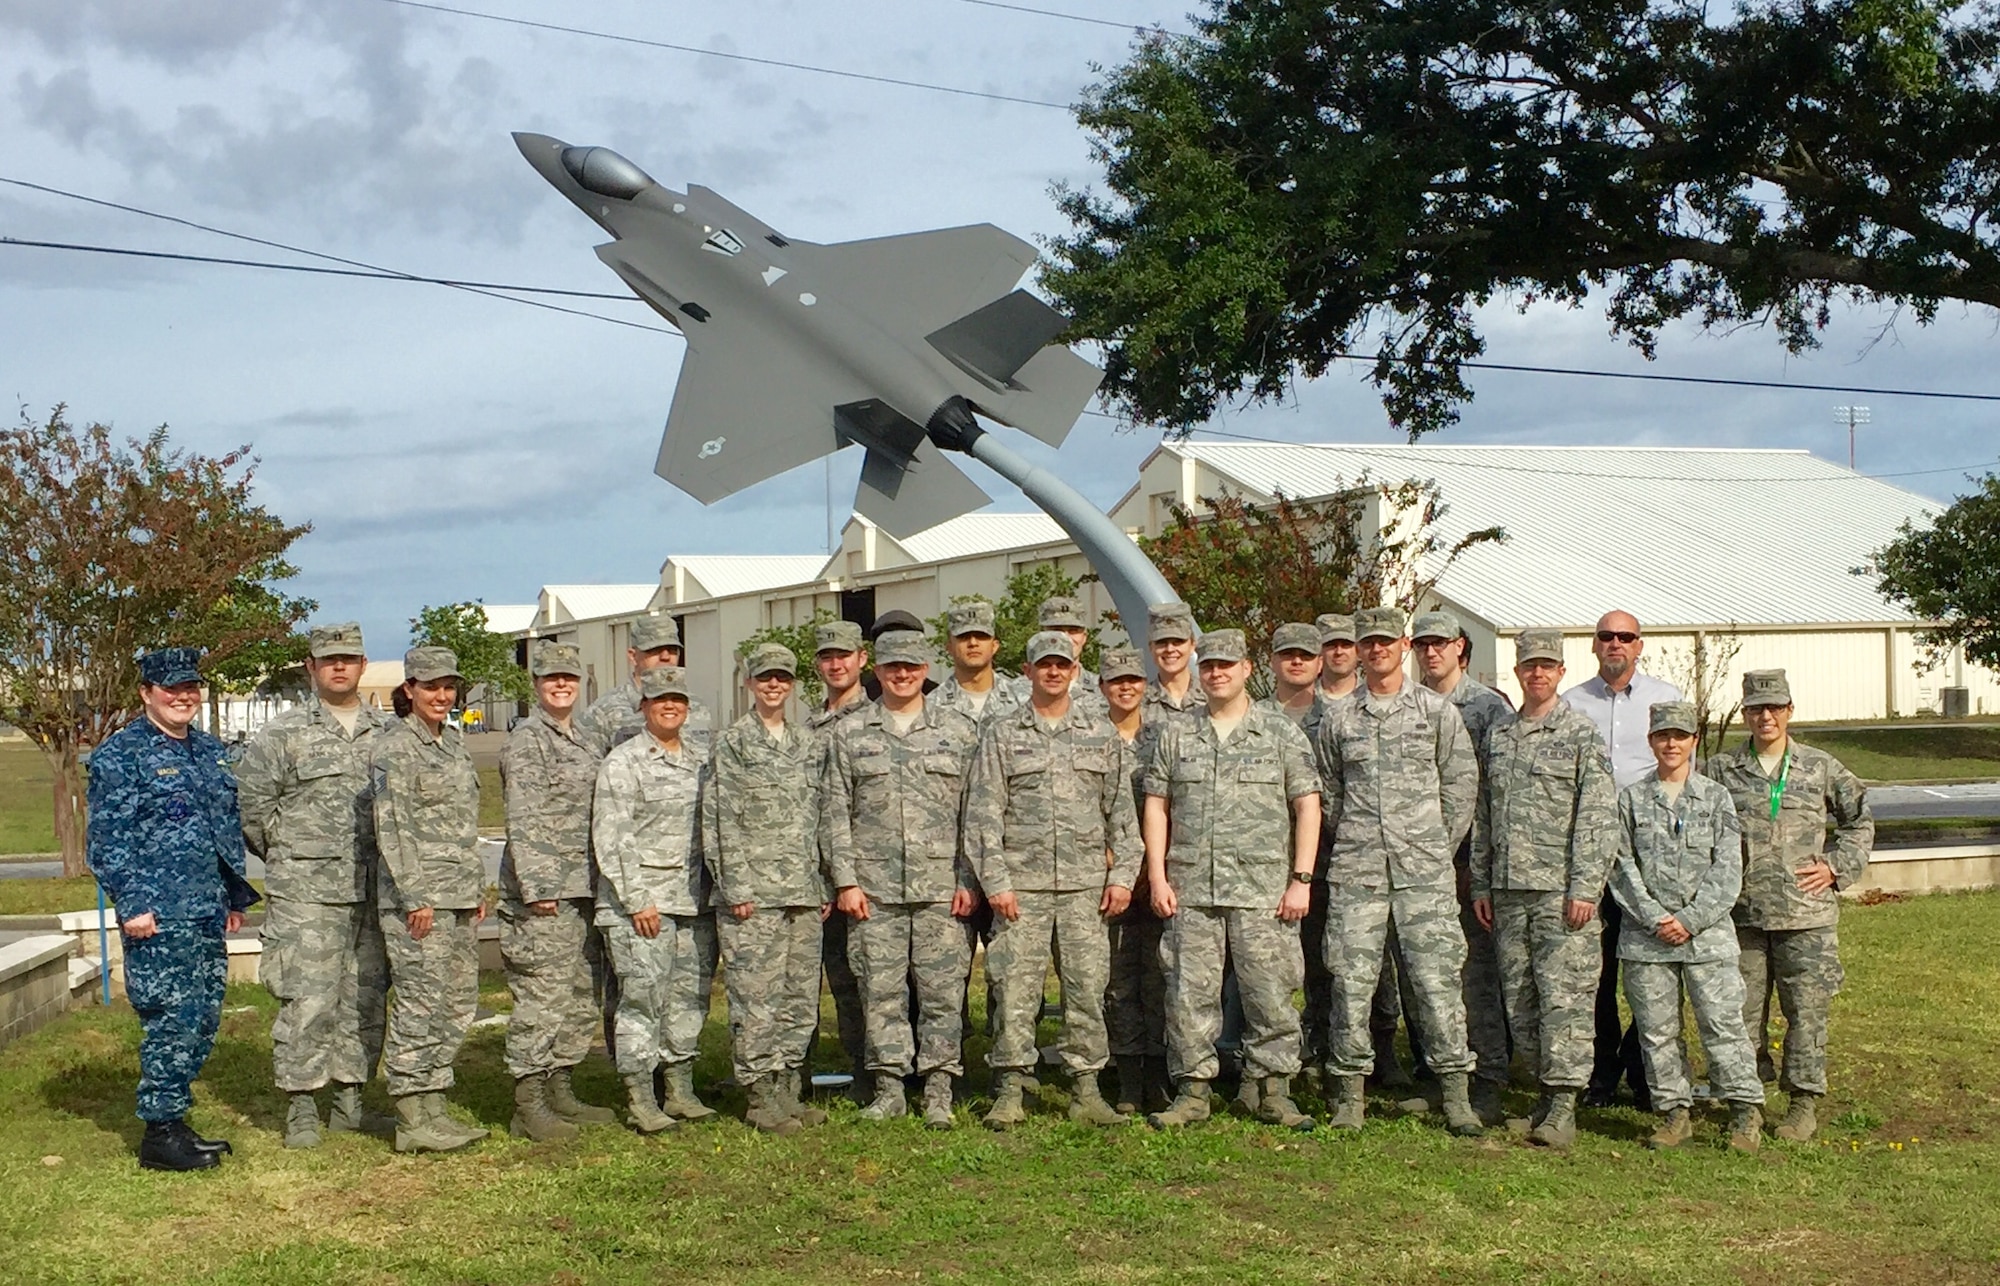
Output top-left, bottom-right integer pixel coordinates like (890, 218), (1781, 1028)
(1590, 897), (1649, 1099)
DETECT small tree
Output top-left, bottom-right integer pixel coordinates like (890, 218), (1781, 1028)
(1654, 627), (1747, 760)
(0, 405), (311, 875)
(927, 562), (1100, 677)
(1871, 473), (2000, 669)
(410, 602), (531, 705)
(739, 609), (840, 708)
(187, 574), (317, 736)
(1139, 479), (1505, 657)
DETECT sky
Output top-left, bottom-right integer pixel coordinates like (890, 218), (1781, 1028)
(3, 0), (1996, 654)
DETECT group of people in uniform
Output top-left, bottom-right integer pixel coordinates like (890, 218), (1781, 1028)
(85, 595), (1872, 1169)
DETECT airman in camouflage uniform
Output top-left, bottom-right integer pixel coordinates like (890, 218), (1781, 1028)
(593, 666), (717, 1133)
(823, 629), (981, 1128)
(238, 622), (393, 1149)
(808, 619), (873, 1096)
(1142, 601), (1206, 728)
(498, 641), (617, 1141)
(578, 614), (713, 757)
(1610, 702), (1763, 1152)
(968, 631), (1142, 1129)
(1301, 613), (1358, 1079)
(1142, 629), (1321, 1131)
(1470, 629), (1618, 1148)
(1007, 596), (1108, 716)
(1314, 607), (1483, 1135)
(373, 647), (490, 1153)
(1704, 669), (1872, 1143)
(1098, 645), (1169, 1114)
(1260, 622), (1330, 730)
(930, 599), (1023, 725)
(89, 648), (260, 1171)
(704, 642), (829, 1135)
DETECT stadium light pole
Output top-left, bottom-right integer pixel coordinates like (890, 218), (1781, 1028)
(1834, 405), (1871, 470)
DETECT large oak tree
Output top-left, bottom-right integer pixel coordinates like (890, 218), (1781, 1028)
(1045, 0), (2000, 435)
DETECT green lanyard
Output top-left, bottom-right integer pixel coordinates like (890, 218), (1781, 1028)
(1767, 747), (1790, 821)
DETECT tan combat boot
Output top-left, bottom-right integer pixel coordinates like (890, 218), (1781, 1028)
(1527, 1088), (1578, 1150)
(1255, 1076), (1314, 1132)
(984, 1071), (1029, 1131)
(1328, 1075), (1366, 1131)
(624, 1072), (676, 1134)
(326, 1082), (395, 1137)
(1646, 1106), (1694, 1149)
(511, 1074), (581, 1142)
(394, 1094), (478, 1154)
(744, 1076), (802, 1136)
(426, 1092), (490, 1147)
(1069, 1074), (1128, 1127)
(1439, 1072), (1484, 1137)
(1774, 1093), (1817, 1142)
(546, 1066), (616, 1125)
(786, 1070), (828, 1127)
(659, 1063), (716, 1122)
(859, 1075), (908, 1121)
(283, 1092), (322, 1150)
(922, 1072), (955, 1130)
(1730, 1103), (1766, 1152)
(1146, 1079), (1212, 1129)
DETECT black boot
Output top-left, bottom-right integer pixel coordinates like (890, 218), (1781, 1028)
(140, 1119), (220, 1171)
(178, 1120), (233, 1155)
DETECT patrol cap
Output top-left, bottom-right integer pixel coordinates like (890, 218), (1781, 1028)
(637, 666), (689, 701)
(404, 646), (462, 683)
(138, 647), (203, 687)
(531, 641), (585, 678)
(309, 621), (366, 659)
(1026, 631), (1077, 665)
(1147, 601), (1195, 643)
(1196, 628), (1249, 664)
(814, 620), (866, 655)
(1741, 669), (1792, 708)
(1098, 646), (1147, 682)
(868, 609), (925, 641)
(629, 614), (681, 652)
(744, 642), (797, 679)
(1411, 610), (1462, 643)
(1270, 622), (1321, 655)
(1649, 701), (1699, 737)
(1316, 613), (1356, 645)
(1514, 628), (1566, 665)
(946, 600), (996, 638)
(1038, 596), (1088, 630)
(872, 629), (931, 667)
(1354, 606), (1407, 641)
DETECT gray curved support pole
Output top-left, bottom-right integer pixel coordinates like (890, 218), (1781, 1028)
(955, 427), (1178, 653)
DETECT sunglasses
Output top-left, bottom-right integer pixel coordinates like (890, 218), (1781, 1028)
(1595, 631), (1640, 644)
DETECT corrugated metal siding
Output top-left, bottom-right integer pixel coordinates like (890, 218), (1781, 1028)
(672, 556), (829, 601)
(896, 513), (1066, 563)
(1176, 442), (1939, 630)
(542, 584), (658, 624)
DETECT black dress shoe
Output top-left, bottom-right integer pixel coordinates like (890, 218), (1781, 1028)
(139, 1119), (221, 1172)
(1582, 1085), (1617, 1109)
(175, 1120), (232, 1154)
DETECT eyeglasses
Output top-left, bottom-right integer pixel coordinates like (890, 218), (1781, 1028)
(1595, 631), (1640, 644)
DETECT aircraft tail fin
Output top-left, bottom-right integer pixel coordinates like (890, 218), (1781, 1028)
(854, 436), (991, 537)
(926, 289), (1071, 387)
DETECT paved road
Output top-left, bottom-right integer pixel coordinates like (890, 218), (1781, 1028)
(1869, 782), (2000, 820)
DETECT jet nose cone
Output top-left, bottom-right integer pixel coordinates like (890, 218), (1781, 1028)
(513, 131), (568, 159)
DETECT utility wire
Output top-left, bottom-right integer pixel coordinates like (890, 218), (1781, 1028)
(0, 175), (674, 334)
(0, 238), (641, 299)
(942, 0), (1183, 34)
(1326, 352), (2000, 404)
(376, 0), (1074, 109)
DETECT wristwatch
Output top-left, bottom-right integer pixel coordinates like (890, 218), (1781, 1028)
(1289, 869), (1313, 885)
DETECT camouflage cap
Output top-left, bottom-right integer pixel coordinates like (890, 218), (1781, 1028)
(814, 619), (866, 655)
(1025, 630), (1077, 665)
(1354, 606), (1407, 641)
(1196, 628), (1249, 663)
(1316, 612), (1356, 645)
(1147, 601), (1195, 643)
(1098, 646), (1147, 681)
(946, 600), (996, 638)
(872, 629), (931, 667)
(1514, 628), (1566, 664)
(138, 647), (203, 687)
(308, 621), (366, 659)
(629, 614), (681, 652)
(1741, 668), (1792, 708)
(1038, 596), (1088, 629)
(744, 642), (798, 679)
(637, 666), (690, 700)
(1649, 701), (1699, 736)
(404, 646), (462, 683)
(531, 641), (585, 678)
(1411, 610), (1462, 642)
(1270, 622), (1322, 655)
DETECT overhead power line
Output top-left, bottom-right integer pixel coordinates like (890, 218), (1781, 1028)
(376, 0), (1074, 109)
(1326, 353), (2000, 404)
(943, 0), (1184, 34)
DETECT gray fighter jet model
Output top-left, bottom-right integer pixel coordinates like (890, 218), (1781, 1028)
(516, 132), (1177, 640)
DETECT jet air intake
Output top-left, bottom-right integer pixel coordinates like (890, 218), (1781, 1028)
(560, 147), (654, 200)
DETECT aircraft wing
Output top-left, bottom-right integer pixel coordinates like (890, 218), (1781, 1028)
(799, 224), (1038, 344)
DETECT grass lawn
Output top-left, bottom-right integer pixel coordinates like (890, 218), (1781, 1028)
(0, 876), (106, 916)
(2, 893), (1997, 1285)
(478, 765), (504, 832)
(1795, 723), (2000, 781)
(0, 740), (57, 855)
